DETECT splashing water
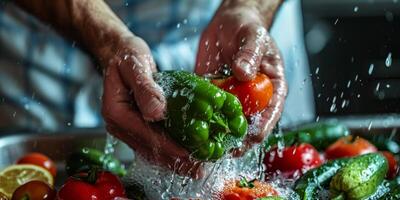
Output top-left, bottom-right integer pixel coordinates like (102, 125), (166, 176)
(368, 64), (374, 75)
(385, 52), (392, 67)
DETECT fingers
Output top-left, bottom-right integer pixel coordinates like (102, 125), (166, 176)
(102, 65), (203, 178)
(117, 48), (166, 122)
(194, 32), (221, 76)
(231, 25), (268, 81)
(232, 39), (288, 156)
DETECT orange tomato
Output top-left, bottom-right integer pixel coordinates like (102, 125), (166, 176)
(212, 73), (273, 117)
(325, 136), (377, 160)
(381, 151), (399, 179)
(17, 152), (57, 178)
(221, 179), (278, 200)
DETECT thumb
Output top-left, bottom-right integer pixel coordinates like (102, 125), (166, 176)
(232, 26), (267, 81)
(119, 54), (166, 121)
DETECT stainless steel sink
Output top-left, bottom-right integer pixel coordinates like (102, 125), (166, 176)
(0, 128), (134, 187)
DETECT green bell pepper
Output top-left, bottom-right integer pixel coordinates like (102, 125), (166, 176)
(154, 71), (248, 160)
(65, 147), (126, 176)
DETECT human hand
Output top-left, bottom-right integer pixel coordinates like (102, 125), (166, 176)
(195, 3), (287, 153)
(101, 36), (201, 177)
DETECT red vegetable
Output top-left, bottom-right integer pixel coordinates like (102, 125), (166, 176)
(264, 143), (323, 179)
(17, 152), (57, 178)
(221, 178), (278, 200)
(57, 171), (126, 200)
(212, 73), (273, 117)
(12, 180), (55, 200)
(325, 136), (377, 160)
(381, 151), (399, 179)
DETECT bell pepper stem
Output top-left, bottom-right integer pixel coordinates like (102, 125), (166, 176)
(211, 113), (229, 132)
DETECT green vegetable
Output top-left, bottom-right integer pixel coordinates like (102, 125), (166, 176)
(330, 153), (388, 200)
(265, 123), (349, 150)
(154, 71), (248, 160)
(295, 158), (351, 200)
(379, 178), (400, 200)
(65, 147), (126, 176)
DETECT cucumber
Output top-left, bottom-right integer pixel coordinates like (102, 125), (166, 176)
(294, 158), (351, 200)
(265, 123), (350, 150)
(330, 153), (389, 200)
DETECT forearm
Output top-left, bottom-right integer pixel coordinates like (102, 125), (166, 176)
(14, 0), (133, 62)
(221, 0), (283, 28)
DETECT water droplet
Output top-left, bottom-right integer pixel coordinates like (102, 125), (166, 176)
(347, 80), (351, 88)
(368, 64), (374, 75)
(386, 84), (391, 88)
(176, 23), (181, 29)
(354, 6), (359, 12)
(385, 52), (392, 67)
(183, 19), (188, 24)
(315, 67), (320, 75)
(67, 122), (71, 126)
(368, 121), (373, 130)
(12, 111), (16, 117)
(334, 18), (339, 25)
(330, 103), (336, 112)
(376, 82), (381, 91)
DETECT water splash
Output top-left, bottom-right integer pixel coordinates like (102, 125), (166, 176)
(368, 64), (374, 75)
(354, 6), (359, 12)
(385, 52), (392, 67)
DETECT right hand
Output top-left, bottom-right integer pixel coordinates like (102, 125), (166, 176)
(100, 35), (202, 178)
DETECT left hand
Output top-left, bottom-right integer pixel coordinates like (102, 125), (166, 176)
(195, 4), (287, 154)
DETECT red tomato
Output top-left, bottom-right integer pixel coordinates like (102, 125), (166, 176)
(12, 180), (55, 200)
(381, 151), (399, 179)
(212, 73), (273, 117)
(221, 179), (278, 200)
(57, 171), (126, 200)
(264, 143), (323, 179)
(325, 136), (377, 160)
(17, 153), (57, 178)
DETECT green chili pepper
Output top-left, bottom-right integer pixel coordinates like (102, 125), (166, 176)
(330, 153), (388, 200)
(265, 123), (350, 150)
(154, 71), (248, 160)
(65, 147), (126, 177)
(295, 158), (351, 200)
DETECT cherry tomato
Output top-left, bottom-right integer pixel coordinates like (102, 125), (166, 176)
(11, 181), (55, 200)
(325, 136), (377, 160)
(381, 151), (399, 179)
(17, 153), (57, 178)
(57, 171), (126, 200)
(264, 143), (323, 179)
(221, 179), (278, 200)
(212, 73), (273, 117)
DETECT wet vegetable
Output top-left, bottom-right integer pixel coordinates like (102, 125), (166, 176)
(212, 73), (273, 117)
(221, 178), (279, 200)
(257, 197), (285, 200)
(330, 153), (388, 200)
(325, 136), (378, 160)
(65, 147), (126, 177)
(265, 123), (350, 150)
(294, 158), (351, 200)
(17, 153), (57, 178)
(381, 151), (399, 179)
(264, 143), (323, 179)
(11, 181), (55, 200)
(58, 171), (126, 200)
(155, 71), (248, 160)
(379, 177), (400, 200)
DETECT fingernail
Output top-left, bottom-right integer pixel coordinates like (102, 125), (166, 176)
(240, 60), (253, 75)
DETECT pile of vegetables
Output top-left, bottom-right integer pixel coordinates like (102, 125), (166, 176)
(0, 148), (127, 200)
(264, 123), (400, 200)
